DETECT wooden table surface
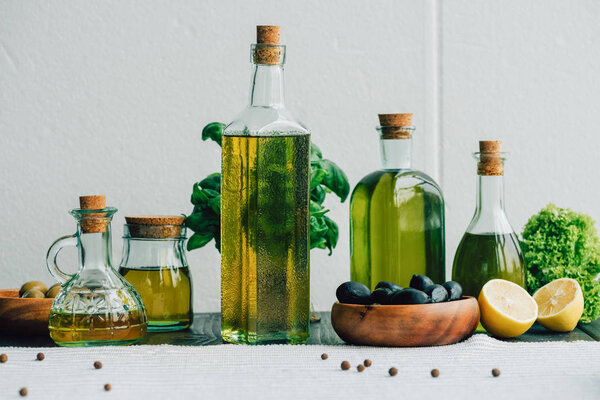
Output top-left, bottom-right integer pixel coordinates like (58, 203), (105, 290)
(1, 312), (599, 347)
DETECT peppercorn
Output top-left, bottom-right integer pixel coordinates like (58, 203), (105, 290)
(94, 361), (103, 369)
(0, 353), (7, 363)
(357, 364), (365, 372)
(341, 361), (350, 370)
(36, 352), (45, 361)
(364, 359), (372, 367)
(321, 353), (328, 360)
(104, 384), (112, 391)
(431, 369), (440, 378)
(389, 367), (398, 376)
(492, 368), (501, 377)
(19, 388), (27, 397)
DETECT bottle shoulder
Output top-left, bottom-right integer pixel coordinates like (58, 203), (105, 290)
(354, 169), (443, 194)
(224, 107), (309, 136)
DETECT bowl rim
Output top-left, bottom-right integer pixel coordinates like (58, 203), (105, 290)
(334, 296), (476, 308)
(0, 288), (54, 302)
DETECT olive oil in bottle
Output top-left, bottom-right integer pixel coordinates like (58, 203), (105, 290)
(452, 141), (525, 297)
(350, 114), (445, 289)
(220, 26), (310, 344)
(118, 216), (193, 332)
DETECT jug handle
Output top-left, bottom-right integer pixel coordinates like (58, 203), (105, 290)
(46, 235), (78, 283)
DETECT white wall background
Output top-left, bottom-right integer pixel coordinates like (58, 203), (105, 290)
(1, 0), (599, 312)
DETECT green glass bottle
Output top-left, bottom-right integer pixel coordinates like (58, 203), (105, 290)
(452, 141), (525, 297)
(350, 114), (445, 290)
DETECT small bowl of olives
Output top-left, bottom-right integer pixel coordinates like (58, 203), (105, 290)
(331, 275), (480, 347)
(0, 281), (60, 336)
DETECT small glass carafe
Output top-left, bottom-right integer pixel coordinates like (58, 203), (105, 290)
(119, 216), (193, 332)
(46, 195), (147, 346)
(452, 141), (526, 297)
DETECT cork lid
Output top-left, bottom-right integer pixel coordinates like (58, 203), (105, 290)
(253, 25), (284, 65)
(478, 140), (504, 176)
(377, 113), (414, 139)
(125, 215), (185, 239)
(79, 195), (108, 234)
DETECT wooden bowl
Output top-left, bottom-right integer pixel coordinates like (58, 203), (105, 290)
(331, 297), (480, 347)
(0, 289), (53, 335)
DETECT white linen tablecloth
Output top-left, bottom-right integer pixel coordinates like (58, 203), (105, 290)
(0, 334), (599, 400)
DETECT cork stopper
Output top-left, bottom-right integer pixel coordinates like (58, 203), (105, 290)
(254, 25), (283, 65)
(478, 140), (504, 176)
(378, 113), (414, 139)
(125, 215), (185, 239)
(79, 195), (107, 234)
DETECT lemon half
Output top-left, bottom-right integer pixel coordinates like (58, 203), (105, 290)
(478, 279), (538, 338)
(533, 278), (583, 332)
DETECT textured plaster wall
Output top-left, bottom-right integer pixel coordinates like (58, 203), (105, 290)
(1, 0), (599, 312)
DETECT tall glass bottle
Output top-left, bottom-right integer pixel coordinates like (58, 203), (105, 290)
(452, 141), (525, 297)
(220, 26), (310, 344)
(350, 114), (445, 290)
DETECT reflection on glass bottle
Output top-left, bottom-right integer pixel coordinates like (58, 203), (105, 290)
(452, 141), (525, 297)
(47, 195), (147, 347)
(350, 114), (445, 290)
(220, 26), (310, 344)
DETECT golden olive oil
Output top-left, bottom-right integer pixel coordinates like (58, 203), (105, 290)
(48, 311), (146, 347)
(452, 232), (525, 297)
(221, 133), (310, 344)
(350, 170), (445, 290)
(119, 266), (192, 331)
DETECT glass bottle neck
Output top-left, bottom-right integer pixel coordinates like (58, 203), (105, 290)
(380, 138), (413, 170)
(78, 227), (113, 272)
(249, 64), (285, 108)
(467, 175), (513, 234)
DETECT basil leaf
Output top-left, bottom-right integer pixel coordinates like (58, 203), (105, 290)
(310, 167), (326, 191)
(323, 215), (339, 255)
(310, 143), (322, 162)
(187, 232), (214, 251)
(310, 185), (326, 204)
(318, 159), (350, 202)
(202, 122), (225, 146)
(199, 173), (221, 191)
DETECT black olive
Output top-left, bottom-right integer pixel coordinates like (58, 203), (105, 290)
(424, 284), (449, 303)
(370, 288), (394, 305)
(390, 288), (430, 305)
(442, 281), (463, 301)
(336, 281), (371, 305)
(374, 281), (403, 292)
(409, 275), (434, 292)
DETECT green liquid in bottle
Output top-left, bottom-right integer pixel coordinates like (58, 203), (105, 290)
(350, 170), (445, 289)
(221, 134), (310, 345)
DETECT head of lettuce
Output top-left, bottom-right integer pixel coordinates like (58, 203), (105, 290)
(522, 203), (600, 323)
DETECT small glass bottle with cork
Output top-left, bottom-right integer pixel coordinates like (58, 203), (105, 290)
(452, 141), (525, 297)
(119, 215), (193, 332)
(350, 113), (445, 289)
(46, 195), (147, 346)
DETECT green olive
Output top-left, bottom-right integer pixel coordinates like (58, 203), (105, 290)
(45, 284), (61, 298)
(21, 289), (46, 299)
(19, 281), (48, 297)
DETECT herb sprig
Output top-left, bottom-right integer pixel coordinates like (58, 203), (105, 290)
(186, 122), (349, 255)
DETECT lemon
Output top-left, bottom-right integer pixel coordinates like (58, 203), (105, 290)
(478, 279), (538, 338)
(533, 278), (583, 332)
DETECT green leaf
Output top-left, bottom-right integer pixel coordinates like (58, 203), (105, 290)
(187, 232), (214, 251)
(323, 215), (339, 255)
(310, 143), (322, 162)
(199, 173), (221, 191)
(202, 122), (225, 146)
(185, 210), (219, 233)
(207, 194), (221, 215)
(318, 159), (350, 202)
(310, 167), (326, 191)
(310, 185), (326, 204)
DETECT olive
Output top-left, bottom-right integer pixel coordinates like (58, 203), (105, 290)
(336, 281), (371, 305)
(46, 284), (61, 298)
(374, 281), (403, 292)
(443, 281), (463, 301)
(425, 284), (449, 303)
(390, 288), (429, 305)
(370, 288), (394, 305)
(21, 289), (45, 299)
(19, 281), (48, 297)
(409, 275), (434, 292)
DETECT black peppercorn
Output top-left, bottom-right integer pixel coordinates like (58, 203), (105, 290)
(341, 361), (350, 370)
(321, 353), (328, 360)
(389, 367), (398, 376)
(19, 388), (27, 397)
(492, 368), (501, 377)
(104, 384), (112, 391)
(364, 359), (372, 367)
(0, 353), (7, 363)
(431, 369), (440, 378)
(357, 364), (365, 372)
(36, 352), (45, 361)
(94, 361), (103, 369)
